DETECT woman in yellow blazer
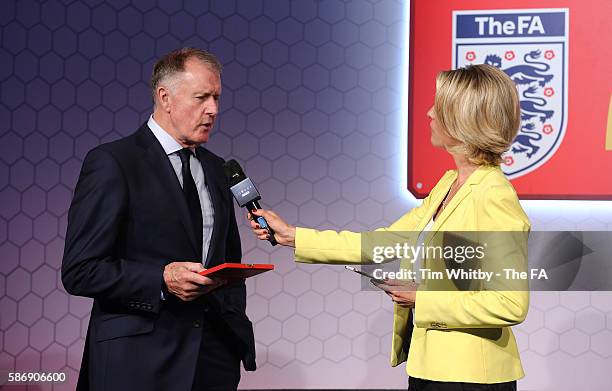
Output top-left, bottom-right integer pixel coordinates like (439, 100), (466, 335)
(250, 64), (529, 391)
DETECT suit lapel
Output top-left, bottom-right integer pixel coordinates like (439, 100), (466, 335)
(196, 147), (225, 267)
(136, 126), (200, 255)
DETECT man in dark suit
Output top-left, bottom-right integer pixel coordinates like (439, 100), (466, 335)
(62, 48), (255, 391)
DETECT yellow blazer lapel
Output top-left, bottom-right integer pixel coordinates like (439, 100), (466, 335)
(424, 165), (497, 245)
(428, 183), (470, 234)
(418, 171), (457, 232)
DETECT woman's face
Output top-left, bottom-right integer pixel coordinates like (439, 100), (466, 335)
(427, 105), (458, 149)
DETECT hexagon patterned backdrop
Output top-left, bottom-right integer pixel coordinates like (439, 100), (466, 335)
(0, 0), (611, 390)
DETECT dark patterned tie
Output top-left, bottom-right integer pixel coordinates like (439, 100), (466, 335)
(177, 148), (203, 258)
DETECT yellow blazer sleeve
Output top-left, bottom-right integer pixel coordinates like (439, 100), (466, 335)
(414, 183), (530, 329)
(294, 184), (440, 265)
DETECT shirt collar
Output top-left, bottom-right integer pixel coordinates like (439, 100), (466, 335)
(147, 115), (184, 156)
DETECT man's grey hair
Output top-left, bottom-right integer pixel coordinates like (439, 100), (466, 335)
(150, 47), (222, 103)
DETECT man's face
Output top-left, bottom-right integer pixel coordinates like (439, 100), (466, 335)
(164, 59), (221, 147)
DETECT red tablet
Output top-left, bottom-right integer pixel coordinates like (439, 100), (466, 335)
(198, 263), (274, 280)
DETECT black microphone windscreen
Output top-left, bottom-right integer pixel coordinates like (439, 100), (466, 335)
(223, 159), (246, 186)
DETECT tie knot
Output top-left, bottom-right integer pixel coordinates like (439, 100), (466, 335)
(178, 148), (193, 164)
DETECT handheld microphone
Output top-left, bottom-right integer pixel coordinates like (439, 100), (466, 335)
(223, 159), (277, 246)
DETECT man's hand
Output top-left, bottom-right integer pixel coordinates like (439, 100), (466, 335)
(248, 208), (296, 247)
(163, 262), (225, 301)
(372, 279), (418, 308)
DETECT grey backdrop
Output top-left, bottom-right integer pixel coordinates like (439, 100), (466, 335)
(0, 0), (611, 390)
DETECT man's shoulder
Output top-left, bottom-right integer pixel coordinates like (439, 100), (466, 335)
(98, 126), (147, 152)
(88, 124), (150, 160)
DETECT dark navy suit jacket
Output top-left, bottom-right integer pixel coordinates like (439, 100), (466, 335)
(62, 124), (255, 391)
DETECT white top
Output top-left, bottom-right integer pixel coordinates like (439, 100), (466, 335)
(412, 218), (434, 325)
(413, 218), (434, 284)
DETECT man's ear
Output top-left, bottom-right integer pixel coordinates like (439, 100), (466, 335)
(157, 86), (172, 113)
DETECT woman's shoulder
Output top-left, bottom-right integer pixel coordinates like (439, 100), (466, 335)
(459, 165), (504, 187)
(471, 166), (530, 229)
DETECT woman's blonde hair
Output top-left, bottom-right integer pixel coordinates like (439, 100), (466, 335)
(434, 64), (521, 165)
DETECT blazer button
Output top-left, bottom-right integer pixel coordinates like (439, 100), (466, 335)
(193, 320), (201, 328)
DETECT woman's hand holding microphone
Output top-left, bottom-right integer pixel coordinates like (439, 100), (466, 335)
(247, 209), (296, 247)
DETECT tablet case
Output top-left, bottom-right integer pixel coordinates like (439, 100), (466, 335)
(198, 263), (274, 280)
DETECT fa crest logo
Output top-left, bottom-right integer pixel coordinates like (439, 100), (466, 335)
(453, 9), (569, 179)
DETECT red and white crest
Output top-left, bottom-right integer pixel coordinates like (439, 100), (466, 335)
(407, 1), (612, 199)
(453, 9), (569, 179)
